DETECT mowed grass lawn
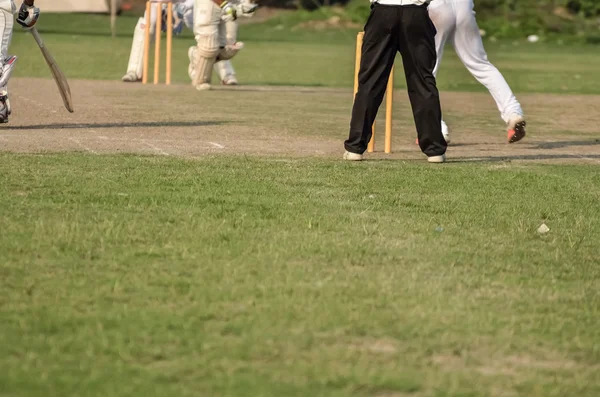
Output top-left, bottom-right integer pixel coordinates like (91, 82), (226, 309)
(3, 9), (600, 397)
(1, 154), (600, 397)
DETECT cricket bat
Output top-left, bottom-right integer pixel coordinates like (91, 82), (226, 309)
(30, 27), (74, 113)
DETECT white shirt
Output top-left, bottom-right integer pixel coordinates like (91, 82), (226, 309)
(372, 0), (430, 5)
(0, 0), (15, 14)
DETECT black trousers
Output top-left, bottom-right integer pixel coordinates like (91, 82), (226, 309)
(345, 4), (447, 157)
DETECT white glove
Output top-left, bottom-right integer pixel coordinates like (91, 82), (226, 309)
(163, 3), (185, 35)
(16, 2), (40, 30)
(220, 1), (237, 22)
(238, 1), (259, 18)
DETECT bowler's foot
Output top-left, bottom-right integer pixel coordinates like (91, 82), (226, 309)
(441, 120), (451, 144)
(507, 115), (526, 143)
(416, 121), (450, 146)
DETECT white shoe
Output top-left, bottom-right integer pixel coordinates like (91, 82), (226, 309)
(221, 75), (238, 85)
(428, 154), (446, 163)
(343, 151), (363, 161)
(415, 122), (450, 145)
(441, 120), (451, 144)
(196, 83), (211, 91)
(121, 71), (141, 83)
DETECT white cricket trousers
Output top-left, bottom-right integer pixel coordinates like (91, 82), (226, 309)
(0, 0), (14, 61)
(0, 1), (14, 93)
(429, 0), (523, 122)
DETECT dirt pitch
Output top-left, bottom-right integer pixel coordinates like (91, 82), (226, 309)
(2, 77), (599, 164)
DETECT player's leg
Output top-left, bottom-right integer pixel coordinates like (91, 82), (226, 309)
(214, 20), (238, 85)
(398, 5), (447, 161)
(0, 5), (15, 123)
(190, 0), (221, 90)
(344, 5), (398, 158)
(428, 0), (456, 143)
(122, 5), (159, 82)
(214, 59), (237, 85)
(428, 1), (455, 79)
(121, 17), (147, 82)
(453, 0), (526, 142)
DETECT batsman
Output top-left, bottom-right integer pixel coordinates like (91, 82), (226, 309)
(0, 0), (40, 123)
(189, 0), (257, 90)
(122, 0), (257, 88)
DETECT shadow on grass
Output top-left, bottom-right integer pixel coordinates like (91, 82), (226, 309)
(37, 30), (136, 39)
(3, 121), (227, 130)
(533, 140), (600, 149)
(212, 85), (345, 94)
(445, 142), (479, 147)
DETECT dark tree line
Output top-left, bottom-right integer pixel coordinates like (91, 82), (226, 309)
(257, 0), (599, 16)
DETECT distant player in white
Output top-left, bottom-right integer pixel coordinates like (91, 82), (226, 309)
(0, 0), (40, 123)
(188, 0), (257, 91)
(122, 0), (255, 86)
(429, 0), (526, 144)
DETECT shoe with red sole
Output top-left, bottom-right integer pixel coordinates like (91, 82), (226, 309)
(507, 115), (527, 143)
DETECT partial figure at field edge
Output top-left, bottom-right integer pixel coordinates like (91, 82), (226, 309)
(122, 0), (257, 89)
(0, 0), (40, 123)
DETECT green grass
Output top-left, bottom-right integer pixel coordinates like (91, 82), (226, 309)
(4, 9), (600, 396)
(9, 13), (600, 93)
(1, 153), (600, 397)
